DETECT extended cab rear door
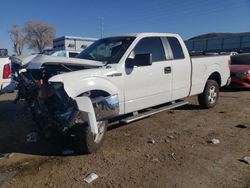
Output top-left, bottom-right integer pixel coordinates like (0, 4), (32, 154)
(123, 37), (172, 113)
(164, 37), (191, 100)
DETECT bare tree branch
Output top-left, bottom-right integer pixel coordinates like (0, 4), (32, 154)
(9, 25), (26, 56)
(24, 21), (55, 53)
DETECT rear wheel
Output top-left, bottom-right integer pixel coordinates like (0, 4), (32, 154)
(198, 79), (219, 108)
(73, 120), (107, 154)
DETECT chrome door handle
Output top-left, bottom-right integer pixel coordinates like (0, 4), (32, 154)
(107, 73), (122, 77)
(164, 67), (171, 74)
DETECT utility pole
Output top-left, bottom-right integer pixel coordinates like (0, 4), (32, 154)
(100, 17), (104, 38)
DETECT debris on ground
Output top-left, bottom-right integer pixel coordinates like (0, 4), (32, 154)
(0, 171), (16, 185)
(21, 162), (29, 166)
(236, 124), (250, 129)
(145, 154), (150, 159)
(0, 153), (14, 159)
(209, 138), (220, 145)
(164, 139), (170, 143)
(69, 134), (76, 137)
(147, 138), (156, 144)
(240, 156), (250, 165)
(62, 150), (74, 156)
(124, 133), (130, 137)
(167, 131), (180, 135)
(214, 160), (223, 165)
(151, 158), (159, 162)
(167, 135), (175, 139)
(169, 153), (177, 161)
(7, 153), (14, 158)
(84, 173), (99, 184)
(44, 182), (54, 187)
(26, 132), (40, 143)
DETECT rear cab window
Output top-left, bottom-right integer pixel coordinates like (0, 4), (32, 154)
(167, 37), (185, 59)
(69, 52), (79, 58)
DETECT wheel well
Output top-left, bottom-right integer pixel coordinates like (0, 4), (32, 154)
(208, 72), (221, 86)
(78, 90), (111, 98)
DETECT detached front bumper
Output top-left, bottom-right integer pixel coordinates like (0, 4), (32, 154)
(91, 95), (119, 121)
(75, 94), (119, 135)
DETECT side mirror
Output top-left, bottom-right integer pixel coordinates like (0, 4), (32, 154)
(126, 53), (152, 68)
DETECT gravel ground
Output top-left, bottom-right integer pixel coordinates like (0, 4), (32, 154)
(0, 89), (250, 188)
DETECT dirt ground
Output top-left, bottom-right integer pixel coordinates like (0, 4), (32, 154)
(0, 89), (250, 188)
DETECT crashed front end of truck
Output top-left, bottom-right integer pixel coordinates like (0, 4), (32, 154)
(16, 69), (78, 134)
(11, 55), (119, 143)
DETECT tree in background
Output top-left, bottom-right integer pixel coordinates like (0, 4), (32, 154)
(24, 21), (55, 53)
(9, 25), (26, 56)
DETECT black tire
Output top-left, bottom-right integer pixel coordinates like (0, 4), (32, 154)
(72, 121), (107, 154)
(198, 79), (219, 109)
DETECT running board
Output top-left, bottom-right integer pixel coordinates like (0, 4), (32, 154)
(120, 101), (188, 124)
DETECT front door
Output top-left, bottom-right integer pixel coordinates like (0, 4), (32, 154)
(123, 37), (172, 113)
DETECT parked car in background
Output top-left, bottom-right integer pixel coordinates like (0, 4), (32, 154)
(13, 50), (81, 67)
(229, 53), (250, 88)
(0, 49), (15, 94)
(220, 51), (238, 56)
(49, 50), (80, 58)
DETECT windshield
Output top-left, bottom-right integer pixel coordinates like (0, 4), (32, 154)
(51, 50), (66, 57)
(231, 54), (250, 65)
(76, 36), (135, 64)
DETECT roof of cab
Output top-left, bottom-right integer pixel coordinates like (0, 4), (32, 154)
(106, 32), (179, 38)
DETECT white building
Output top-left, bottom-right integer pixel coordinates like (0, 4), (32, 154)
(53, 36), (97, 52)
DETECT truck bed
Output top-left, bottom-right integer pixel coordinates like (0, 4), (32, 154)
(190, 55), (230, 96)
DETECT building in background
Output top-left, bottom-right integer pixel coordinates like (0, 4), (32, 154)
(185, 32), (250, 53)
(53, 36), (97, 52)
(0, 49), (8, 57)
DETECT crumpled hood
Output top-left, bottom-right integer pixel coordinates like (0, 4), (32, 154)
(48, 65), (118, 98)
(10, 54), (37, 67)
(49, 65), (117, 83)
(230, 65), (250, 73)
(26, 54), (105, 69)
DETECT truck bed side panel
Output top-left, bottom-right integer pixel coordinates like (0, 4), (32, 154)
(190, 55), (230, 96)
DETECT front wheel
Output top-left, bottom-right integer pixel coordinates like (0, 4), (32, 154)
(198, 79), (219, 108)
(72, 121), (107, 154)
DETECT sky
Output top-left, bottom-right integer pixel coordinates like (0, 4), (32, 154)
(1, 0), (250, 55)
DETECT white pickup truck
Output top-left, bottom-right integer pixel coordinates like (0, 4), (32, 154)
(0, 57), (11, 93)
(0, 49), (15, 94)
(12, 33), (230, 153)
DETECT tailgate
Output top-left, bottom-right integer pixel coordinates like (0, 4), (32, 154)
(0, 57), (15, 94)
